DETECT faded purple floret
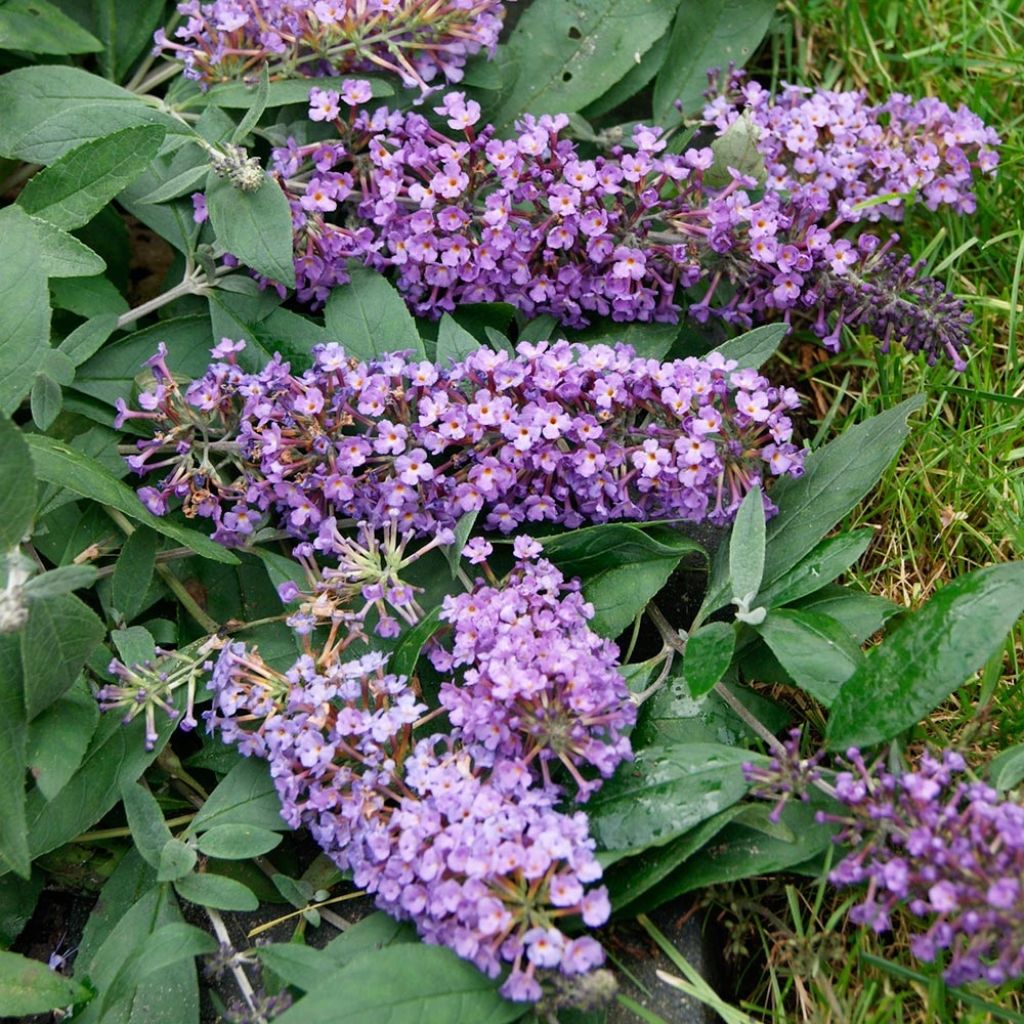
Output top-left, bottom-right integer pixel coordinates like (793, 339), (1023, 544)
(154, 0), (510, 94)
(119, 339), (804, 546)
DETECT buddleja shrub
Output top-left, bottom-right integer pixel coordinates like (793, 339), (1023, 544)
(0, 0), (1019, 1020)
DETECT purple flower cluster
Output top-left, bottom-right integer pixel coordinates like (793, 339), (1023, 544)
(206, 549), (632, 1001)
(249, 83), (996, 364)
(703, 70), (1000, 222)
(430, 535), (635, 799)
(97, 638), (219, 749)
(120, 338), (803, 546)
(821, 749), (1024, 986)
(154, 0), (509, 93)
(742, 727), (823, 824)
(281, 518), (452, 640)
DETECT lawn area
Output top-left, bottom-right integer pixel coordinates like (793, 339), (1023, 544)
(695, 4), (1024, 1020)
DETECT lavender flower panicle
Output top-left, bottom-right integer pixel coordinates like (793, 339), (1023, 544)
(241, 83), (997, 363)
(120, 338), (803, 546)
(752, 744), (1024, 985)
(205, 547), (633, 1001)
(154, 0), (510, 94)
(741, 727), (823, 824)
(704, 69), (1000, 223)
(430, 540), (636, 800)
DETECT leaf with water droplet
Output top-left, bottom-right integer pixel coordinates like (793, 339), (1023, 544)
(586, 741), (756, 854)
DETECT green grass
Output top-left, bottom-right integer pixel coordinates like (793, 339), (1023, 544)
(696, 3), (1024, 1021)
(770, 0), (1024, 597)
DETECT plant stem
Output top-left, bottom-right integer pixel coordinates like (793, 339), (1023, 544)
(129, 60), (183, 95)
(245, 890), (367, 939)
(103, 507), (221, 634)
(94, 546), (196, 579)
(647, 600), (787, 756)
(206, 908), (258, 1013)
(116, 269), (204, 330)
(75, 812), (195, 842)
(0, 161), (40, 196)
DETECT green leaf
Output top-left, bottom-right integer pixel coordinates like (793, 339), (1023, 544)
(134, 161), (209, 205)
(636, 800), (834, 910)
(582, 31), (670, 119)
(699, 396), (924, 621)
(111, 624), (156, 666)
(73, 315), (213, 405)
(603, 805), (746, 908)
(174, 872), (258, 912)
(256, 944), (333, 993)
(120, 780), (173, 869)
(0, 871), (42, 947)
(232, 67), (270, 143)
(652, 0), (776, 122)
(26, 681), (99, 800)
(492, 0), (679, 127)
(29, 216), (107, 278)
(21, 594), (104, 719)
(0, 634), (29, 878)
(275, 944), (519, 1024)
(58, 313), (121, 366)
(23, 702), (177, 864)
(988, 743), (1024, 792)
(0, 207), (51, 416)
(157, 840), (198, 882)
(25, 434), (240, 565)
(755, 609), (862, 707)
(111, 527), (158, 622)
(389, 607), (443, 681)
(757, 529), (874, 610)
(91, 0), (168, 82)
(0, 0), (101, 55)
(0, 419), (36, 548)
(323, 912), (416, 967)
(100, 921), (215, 1016)
(51, 274), (129, 318)
(187, 758), (289, 834)
(436, 313), (481, 366)
(324, 264), (425, 361)
(206, 172), (297, 287)
(23, 564), (99, 601)
(713, 323), (787, 370)
(206, 287), (290, 369)
(585, 742), (754, 854)
(0, 949), (90, 1015)
(29, 373), (62, 431)
(729, 486), (766, 606)
(827, 562), (1024, 749)
(572, 318), (680, 360)
(18, 125), (166, 231)
(73, 854), (199, 1024)
(195, 824), (282, 860)
(0, 66), (185, 164)
(791, 585), (901, 644)
(443, 510), (479, 578)
(682, 621), (735, 698)
(541, 523), (704, 638)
